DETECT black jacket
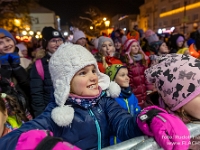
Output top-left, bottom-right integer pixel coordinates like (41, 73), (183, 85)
(0, 94), (143, 150)
(30, 54), (54, 117)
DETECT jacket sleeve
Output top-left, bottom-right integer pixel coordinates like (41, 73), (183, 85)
(104, 97), (143, 141)
(12, 65), (30, 95)
(0, 102), (59, 150)
(30, 62), (45, 117)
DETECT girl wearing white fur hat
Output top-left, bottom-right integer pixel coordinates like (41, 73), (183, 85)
(0, 43), (190, 150)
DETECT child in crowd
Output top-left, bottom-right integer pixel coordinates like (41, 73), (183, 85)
(95, 36), (122, 73)
(0, 44), (190, 150)
(106, 64), (141, 145)
(0, 90), (31, 138)
(0, 28), (31, 113)
(16, 43), (32, 69)
(72, 30), (87, 47)
(0, 94), (13, 137)
(145, 54), (200, 150)
(169, 34), (189, 54)
(30, 27), (64, 117)
(123, 39), (153, 107)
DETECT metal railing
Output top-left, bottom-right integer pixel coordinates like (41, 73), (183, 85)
(102, 123), (200, 150)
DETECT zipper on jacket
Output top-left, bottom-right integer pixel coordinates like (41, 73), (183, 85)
(88, 109), (101, 150)
(124, 98), (130, 113)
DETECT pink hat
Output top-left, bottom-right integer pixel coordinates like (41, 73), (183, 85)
(123, 39), (148, 64)
(72, 30), (86, 43)
(145, 54), (200, 111)
(144, 30), (159, 44)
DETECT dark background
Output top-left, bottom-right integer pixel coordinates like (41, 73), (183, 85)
(39, 0), (144, 25)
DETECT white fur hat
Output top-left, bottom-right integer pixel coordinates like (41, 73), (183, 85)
(49, 43), (120, 126)
(72, 30), (86, 43)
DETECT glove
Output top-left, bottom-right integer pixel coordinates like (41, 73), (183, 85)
(137, 105), (190, 150)
(8, 52), (20, 66)
(0, 54), (10, 65)
(149, 54), (157, 61)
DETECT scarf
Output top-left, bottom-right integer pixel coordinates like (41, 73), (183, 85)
(132, 54), (143, 61)
(68, 91), (105, 109)
(120, 86), (132, 98)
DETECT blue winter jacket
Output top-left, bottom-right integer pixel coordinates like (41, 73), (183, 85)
(110, 93), (141, 144)
(0, 94), (143, 150)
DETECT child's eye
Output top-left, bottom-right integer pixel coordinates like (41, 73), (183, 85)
(92, 69), (97, 74)
(79, 71), (86, 76)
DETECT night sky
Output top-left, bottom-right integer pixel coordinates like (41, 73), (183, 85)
(38, 0), (144, 25)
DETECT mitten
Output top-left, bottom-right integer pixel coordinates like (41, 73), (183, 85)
(137, 105), (190, 150)
(8, 52), (20, 67)
(0, 54), (10, 66)
(16, 130), (81, 150)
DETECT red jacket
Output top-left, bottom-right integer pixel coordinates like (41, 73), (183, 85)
(126, 62), (153, 108)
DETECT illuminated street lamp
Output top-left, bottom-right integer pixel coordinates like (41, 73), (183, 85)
(104, 20), (110, 27)
(90, 26), (93, 30)
(22, 30), (27, 35)
(36, 31), (41, 35)
(29, 31), (34, 35)
(103, 17), (107, 21)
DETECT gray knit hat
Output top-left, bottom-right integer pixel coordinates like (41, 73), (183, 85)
(97, 36), (114, 51)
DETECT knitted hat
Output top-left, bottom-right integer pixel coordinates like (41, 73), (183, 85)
(0, 28), (16, 44)
(123, 39), (148, 63)
(16, 43), (27, 51)
(176, 36), (184, 44)
(144, 30), (159, 44)
(106, 64), (126, 81)
(97, 36), (114, 51)
(49, 43), (120, 126)
(149, 41), (164, 54)
(145, 54), (200, 111)
(41, 27), (64, 49)
(72, 30), (86, 43)
(127, 30), (140, 41)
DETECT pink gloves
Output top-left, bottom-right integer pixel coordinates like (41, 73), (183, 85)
(16, 130), (80, 150)
(137, 105), (190, 150)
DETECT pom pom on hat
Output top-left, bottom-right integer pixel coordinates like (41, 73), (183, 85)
(106, 81), (121, 98)
(72, 30), (86, 43)
(0, 28), (16, 44)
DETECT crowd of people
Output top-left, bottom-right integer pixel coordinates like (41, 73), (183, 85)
(0, 24), (200, 150)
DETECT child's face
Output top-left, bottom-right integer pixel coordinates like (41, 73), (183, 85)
(130, 42), (139, 54)
(159, 43), (169, 54)
(70, 65), (99, 97)
(101, 41), (115, 57)
(0, 110), (7, 137)
(76, 38), (87, 47)
(177, 40), (184, 48)
(114, 68), (130, 88)
(182, 95), (200, 120)
(114, 42), (122, 50)
(21, 50), (28, 57)
(0, 37), (15, 54)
